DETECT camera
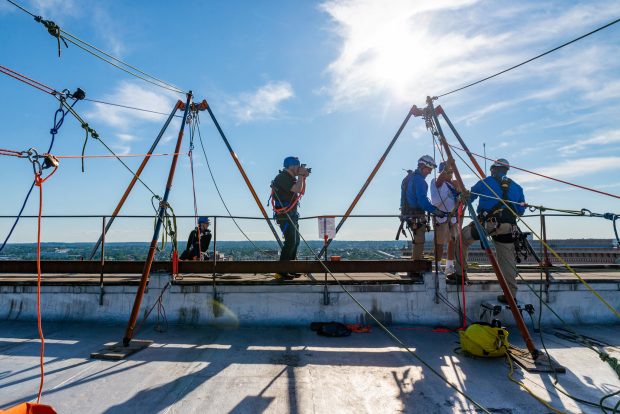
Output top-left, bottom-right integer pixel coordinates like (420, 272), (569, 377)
(299, 163), (312, 176)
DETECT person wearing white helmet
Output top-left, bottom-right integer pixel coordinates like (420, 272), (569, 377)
(455, 158), (526, 303)
(401, 155), (447, 263)
(430, 159), (459, 278)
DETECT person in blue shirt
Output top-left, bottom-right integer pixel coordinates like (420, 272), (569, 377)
(455, 158), (526, 303)
(401, 155), (446, 262)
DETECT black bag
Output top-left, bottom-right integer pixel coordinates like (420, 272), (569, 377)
(310, 322), (352, 337)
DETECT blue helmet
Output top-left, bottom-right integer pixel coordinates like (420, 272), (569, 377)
(198, 216), (210, 224)
(438, 161), (446, 173)
(283, 156), (300, 169)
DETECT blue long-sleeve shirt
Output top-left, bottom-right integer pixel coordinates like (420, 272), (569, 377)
(470, 173), (525, 215)
(405, 169), (435, 213)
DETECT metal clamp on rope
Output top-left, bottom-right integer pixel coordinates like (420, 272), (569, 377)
(41, 154), (59, 170)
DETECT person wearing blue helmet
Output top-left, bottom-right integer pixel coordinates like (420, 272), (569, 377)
(270, 156), (311, 280)
(455, 158), (526, 303)
(180, 216), (212, 260)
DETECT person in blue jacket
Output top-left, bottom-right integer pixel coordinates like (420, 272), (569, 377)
(455, 158), (526, 303)
(401, 155), (446, 261)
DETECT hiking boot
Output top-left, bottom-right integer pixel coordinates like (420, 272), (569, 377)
(407, 272), (424, 283)
(273, 272), (294, 281)
(497, 295), (517, 304)
(446, 271), (469, 284)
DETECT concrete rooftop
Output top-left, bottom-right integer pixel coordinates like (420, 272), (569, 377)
(0, 321), (618, 413)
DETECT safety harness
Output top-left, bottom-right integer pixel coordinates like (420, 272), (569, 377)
(396, 170), (428, 240)
(482, 176), (517, 225)
(269, 173), (305, 215)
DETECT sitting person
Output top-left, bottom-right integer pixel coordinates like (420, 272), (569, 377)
(180, 216), (212, 260)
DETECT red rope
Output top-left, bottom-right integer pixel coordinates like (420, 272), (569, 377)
(457, 202), (467, 330)
(34, 173), (45, 403)
(0, 147), (25, 157)
(188, 149), (201, 260)
(0, 65), (57, 95)
(449, 144), (620, 200)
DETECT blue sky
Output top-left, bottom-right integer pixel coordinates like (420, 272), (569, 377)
(1, 0), (619, 243)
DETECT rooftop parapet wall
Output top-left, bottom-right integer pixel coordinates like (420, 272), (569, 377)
(1, 272), (618, 327)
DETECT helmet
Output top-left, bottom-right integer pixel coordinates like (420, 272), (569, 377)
(491, 158), (510, 170)
(418, 155), (437, 169)
(198, 216), (210, 224)
(283, 156), (300, 169)
(438, 161), (446, 173)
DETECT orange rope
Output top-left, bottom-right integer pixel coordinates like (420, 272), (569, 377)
(51, 152), (184, 159)
(33, 166), (56, 403)
(34, 173), (45, 403)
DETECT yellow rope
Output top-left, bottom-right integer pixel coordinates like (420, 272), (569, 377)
(452, 148), (620, 319)
(505, 352), (567, 414)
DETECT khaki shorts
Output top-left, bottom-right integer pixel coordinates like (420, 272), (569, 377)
(434, 220), (458, 245)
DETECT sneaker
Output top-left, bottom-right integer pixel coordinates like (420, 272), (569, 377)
(444, 265), (456, 276)
(446, 271), (469, 283)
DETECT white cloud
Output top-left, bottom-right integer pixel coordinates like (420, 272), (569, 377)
(511, 156), (620, 184)
(559, 130), (620, 155)
(27, 0), (79, 20)
(86, 81), (177, 130)
(319, 0), (620, 113)
(229, 81), (294, 123)
(116, 133), (138, 142)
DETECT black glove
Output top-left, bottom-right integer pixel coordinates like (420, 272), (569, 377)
(433, 208), (447, 219)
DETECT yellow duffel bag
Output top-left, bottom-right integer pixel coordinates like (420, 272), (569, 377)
(459, 321), (509, 358)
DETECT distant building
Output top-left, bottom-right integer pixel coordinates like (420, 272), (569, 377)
(401, 238), (620, 264)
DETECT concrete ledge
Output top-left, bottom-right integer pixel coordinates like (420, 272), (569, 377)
(1, 272), (618, 327)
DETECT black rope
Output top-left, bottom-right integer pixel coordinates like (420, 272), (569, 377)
(437, 17), (620, 98)
(270, 189), (491, 413)
(194, 113), (271, 256)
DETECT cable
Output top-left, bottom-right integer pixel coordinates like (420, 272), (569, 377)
(270, 190), (491, 413)
(0, 64), (181, 118)
(58, 98), (160, 197)
(83, 98), (183, 118)
(450, 143), (620, 319)
(195, 113), (271, 255)
(449, 144), (620, 200)
(6, 0), (186, 94)
(437, 17), (620, 98)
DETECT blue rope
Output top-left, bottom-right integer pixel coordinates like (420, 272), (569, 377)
(0, 99), (76, 254)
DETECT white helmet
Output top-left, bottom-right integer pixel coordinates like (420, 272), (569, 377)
(491, 158), (510, 170)
(418, 155), (437, 169)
